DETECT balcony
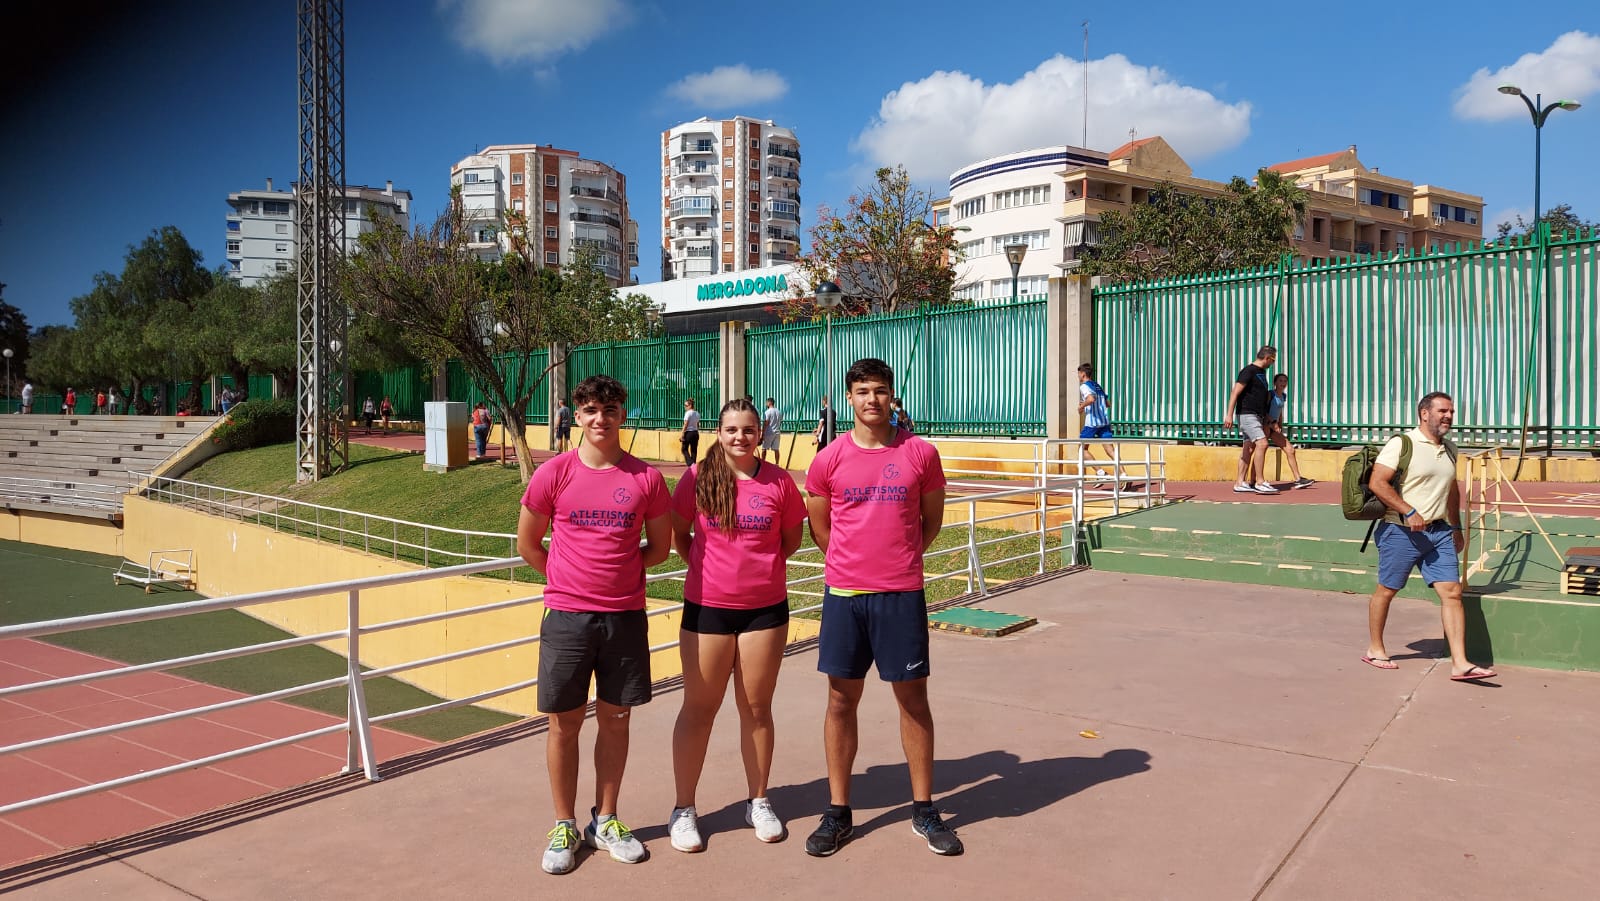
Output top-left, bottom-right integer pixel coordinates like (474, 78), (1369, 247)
(568, 211), (623, 229)
(670, 226), (713, 240)
(767, 168), (800, 183)
(683, 245), (715, 258)
(574, 236), (623, 255)
(1354, 242), (1374, 255)
(1330, 237), (1353, 252)
(764, 244), (797, 261)
(570, 185), (624, 205)
(770, 189), (800, 204)
(675, 138), (717, 155)
(672, 163), (715, 177)
(765, 144), (801, 163)
(765, 228), (799, 243)
(766, 209), (799, 223)
(669, 198), (715, 220)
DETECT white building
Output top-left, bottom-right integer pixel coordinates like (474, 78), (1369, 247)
(628, 262), (798, 335)
(944, 146), (1108, 302)
(661, 117), (801, 281)
(225, 179), (411, 286)
(450, 144), (638, 288)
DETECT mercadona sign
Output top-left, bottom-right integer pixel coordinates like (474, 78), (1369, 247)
(696, 273), (788, 301)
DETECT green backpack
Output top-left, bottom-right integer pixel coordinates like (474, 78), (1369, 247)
(1341, 434), (1411, 521)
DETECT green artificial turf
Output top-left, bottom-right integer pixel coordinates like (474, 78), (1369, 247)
(1, 541), (517, 742)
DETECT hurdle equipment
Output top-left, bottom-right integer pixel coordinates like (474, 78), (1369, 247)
(114, 549), (196, 593)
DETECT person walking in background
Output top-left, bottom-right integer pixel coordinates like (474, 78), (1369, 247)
(1361, 392), (1495, 682)
(109, 386), (122, 415)
(667, 398), (808, 853)
(471, 402), (491, 459)
(681, 397), (701, 466)
(1223, 345), (1279, 495)
(19, 380), (32, 414)
(803, 358), (962, 858)
(812, 395), (836, 449)
(760, 397), (783, 464)
(362, 395), (377, 430)
(94, 388), (107, 415)
(889, 397), (915, 434)
(218, 386), (232, 414)
(380, 395), (394, 430)
(516, 374), (671, 875)
(556, 398), (574, 452)
(1264, 373), (1314, 489)
(1076, 364), (1116, 486)
(63, 387), (76, 415)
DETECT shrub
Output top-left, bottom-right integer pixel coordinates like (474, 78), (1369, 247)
(209, 398), (296, 451)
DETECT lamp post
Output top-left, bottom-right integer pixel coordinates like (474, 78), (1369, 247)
(1499, 84), (1581, 455)
(2, 348), (11, 412)
(814, 280), (843, 446)
(1004, 242), (1029, 304)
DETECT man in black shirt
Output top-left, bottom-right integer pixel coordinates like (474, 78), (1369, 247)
(1222, 345), (1278, 494)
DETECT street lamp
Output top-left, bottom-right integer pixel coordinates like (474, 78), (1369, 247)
(1004, 242), (1029, 304)
(2, 348), (12, 412)
(1500, 84), (1581, 456)
(814, 280), (843, 446)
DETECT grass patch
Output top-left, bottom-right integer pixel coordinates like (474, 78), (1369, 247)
(0, 541), (517, 742)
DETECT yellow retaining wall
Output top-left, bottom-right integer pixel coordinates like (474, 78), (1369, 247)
(120, 496), (818, 717)
(1, 509), (124, 556)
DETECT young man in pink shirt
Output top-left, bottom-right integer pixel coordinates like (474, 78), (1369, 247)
(517, 375), (672, 875)
(802, 357), (962, 858)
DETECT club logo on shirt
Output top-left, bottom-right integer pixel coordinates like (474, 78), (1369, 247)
(748, 494), (769, 511)
(613, 488), (632, 505)
(882, 463), (901, 480)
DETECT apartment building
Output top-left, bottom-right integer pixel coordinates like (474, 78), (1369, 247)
(225, 178), (411, 286)
(942, 139), (1484, 294)
(450, 144), (638, 288)
(661, 116), (801, 281)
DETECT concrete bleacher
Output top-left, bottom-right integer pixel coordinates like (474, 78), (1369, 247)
(0, 415), (217, 518)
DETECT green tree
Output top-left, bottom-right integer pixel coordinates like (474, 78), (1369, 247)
(778, 165), (961, 320)
(26, 324), (84, 395)
(127, 227), (214, 409)
(1079, 168), (1308, 282)
(1495, 203), (1596, 240)
(1, 293), (28, 401)
(344, 190), (651, 480)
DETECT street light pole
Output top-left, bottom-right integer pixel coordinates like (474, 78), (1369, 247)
(2, 348), (12, 413)
(814, 280), (843, 446)
(1499, 85), (1581, 455)
(1004, 242), (1029, 304)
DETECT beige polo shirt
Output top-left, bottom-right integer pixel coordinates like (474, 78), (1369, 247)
(1375, 427), (1459, 524)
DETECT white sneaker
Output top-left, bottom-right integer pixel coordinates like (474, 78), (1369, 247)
(669, 806), (704, 853)
(1252, 482), (1280, 494)
(541, 821), (580, 875)
(1232, 483), (1255, 493)
(585, 810), (645, 863)
(746, 797), (786, 843)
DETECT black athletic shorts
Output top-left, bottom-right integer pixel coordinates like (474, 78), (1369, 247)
(537, 608), (652, 713)
(817, 587), (931, 681)
(681, 599), (789, 635)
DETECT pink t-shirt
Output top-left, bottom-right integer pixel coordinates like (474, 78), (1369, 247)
(804, 430), (946, 592)
(672, 461), (808, 609)
(521, 451), (670, 613)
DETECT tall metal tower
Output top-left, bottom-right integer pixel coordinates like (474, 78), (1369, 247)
(295, 0), (348, 481)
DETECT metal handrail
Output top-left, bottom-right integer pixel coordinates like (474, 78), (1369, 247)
(0, 477), (1092, 817)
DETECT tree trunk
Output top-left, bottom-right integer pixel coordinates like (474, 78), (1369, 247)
(509, 420), (536, 482)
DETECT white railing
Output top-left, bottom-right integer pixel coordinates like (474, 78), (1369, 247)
(0, 479), (1087, 817)
(928, 436), (1169, 517)
(137, 474), (520, 570)
(0, 475), (129, 513)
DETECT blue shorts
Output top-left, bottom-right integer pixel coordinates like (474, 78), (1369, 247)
(1080, 425), (1114, 440)
(1375, 520), (1459, 590)
(817, 588), (930, 681)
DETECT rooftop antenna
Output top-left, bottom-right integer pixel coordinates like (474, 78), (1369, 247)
(1082, 21), (1090, 148)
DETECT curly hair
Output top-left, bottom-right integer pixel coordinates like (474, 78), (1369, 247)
(695, 398), (761, 535)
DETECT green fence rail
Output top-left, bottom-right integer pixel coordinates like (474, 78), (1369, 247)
(1093, 229), (1600, 448)
(564, 334), (719, 429)
(745, 297), (1047, 437)
(353, 365), (433, 422)
(446, 351), (553, 424)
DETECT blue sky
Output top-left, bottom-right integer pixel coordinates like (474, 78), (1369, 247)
(2, 0), (1597, 329)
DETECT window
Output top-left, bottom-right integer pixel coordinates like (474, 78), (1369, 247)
(989, 275), (1048, 297)
(275, 223), (288, 234)
(959, 239), (986, 259)
(991, 231), (1048, 254)
(725, 179), (733, 189)
(275, 242), (289, 253)
(545, 201), (558, 213)
(955, 197), (985, 219)
(513, 200), (524, 212)
(953, 283), (985, 301)
(545, 227), (557, 239)
(723, 222), (733, 231)
(750, 201), (759, 211)
(463, 173), (479, 184)
(992, 185), (1051, 210)
(226, 240), (241, 254)
(724, 157), (733, 168)
(751, 138), (759, 148)
(275, 261), (289, 271)
(545, 175), (557, 187)
(229, 259), (240, 271)
(724, 136), (733, 146)
(750, 159), (759, 169)
(1312, 218), (1325, 241)
(750, 243), (759, 253)
(263, 201), (290, 216)
(545, 251), (559, 264)
(250, 201), (260, 214)
(508, 173), (521, 185)
(724, 242), (733, 253)
(227, 221), (240, 232)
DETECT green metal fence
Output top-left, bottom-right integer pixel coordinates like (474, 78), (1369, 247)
(745, 298), (1047, 437)
(1093, 229), (1600, 448)
(564, 334), (719, 429)
(446, 350), (554, 424)
(353, 365), (432, 421)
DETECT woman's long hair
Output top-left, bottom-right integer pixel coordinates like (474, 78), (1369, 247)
(695, 398), (760, 535)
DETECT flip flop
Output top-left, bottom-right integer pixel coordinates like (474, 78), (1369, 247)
(1361, 655), (1399, 670)
(1450, 666), (1497, 681)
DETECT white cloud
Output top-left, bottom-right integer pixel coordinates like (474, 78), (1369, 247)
(440, 0), (630, 67)
(852, 54), (1252, 184)
(666, 65), (789, 108)
(1488, 206), (1533, 233)
(1452, 31), (1600, 121)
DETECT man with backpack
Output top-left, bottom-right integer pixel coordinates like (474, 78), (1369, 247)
(1359, 392), (1496, 682)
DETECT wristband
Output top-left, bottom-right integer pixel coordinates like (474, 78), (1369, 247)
(1404, 508), (1417, 519)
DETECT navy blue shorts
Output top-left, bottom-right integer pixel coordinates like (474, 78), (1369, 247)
(1375, 520), (1459, 589)
(817, 588), (930, 681)
(1080, 425), (1114, 440)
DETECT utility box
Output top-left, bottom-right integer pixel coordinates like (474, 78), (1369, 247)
(423, 402), (468, 472)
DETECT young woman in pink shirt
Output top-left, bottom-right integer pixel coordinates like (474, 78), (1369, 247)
(667, 398), (807, 852)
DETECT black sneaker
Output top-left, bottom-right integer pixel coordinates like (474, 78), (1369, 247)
(911, 807), (963, 856)
(804, 812), (853, 857)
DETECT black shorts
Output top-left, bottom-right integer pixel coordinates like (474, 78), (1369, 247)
(817, 588), (930, 681)
(682, 599), (789, 635)
(537, 608), (652, 713)
(558, 426), (572, 439)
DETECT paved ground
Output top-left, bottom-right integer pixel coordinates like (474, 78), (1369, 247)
(4, 568), (1597, 899)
